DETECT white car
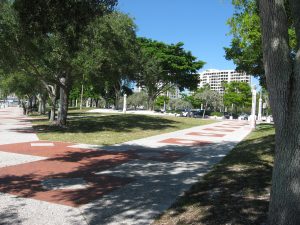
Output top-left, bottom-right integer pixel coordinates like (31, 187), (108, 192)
(267, 115), (273, 122)
(238, 114), (249, 120)
(181, 111), (189, 117)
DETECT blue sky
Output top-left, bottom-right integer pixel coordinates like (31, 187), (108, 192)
(117, 0), (235, 70)
(117, 0), (260, 87)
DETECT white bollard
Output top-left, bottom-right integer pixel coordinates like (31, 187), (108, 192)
(123, 94), (127, 113)
(250, 86), (257, 129)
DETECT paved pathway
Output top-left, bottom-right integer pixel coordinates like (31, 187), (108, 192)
(0, 107), (252, 225)
(0, 107), (40, 168)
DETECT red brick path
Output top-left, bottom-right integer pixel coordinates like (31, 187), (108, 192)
(0, 141), (185, 207)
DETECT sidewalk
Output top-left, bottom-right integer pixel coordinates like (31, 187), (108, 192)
(0, 107), (40, 168)
(0, 107), (38, 145)
(0, 107), (252, 225)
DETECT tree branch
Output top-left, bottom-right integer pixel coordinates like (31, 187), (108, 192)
(153, 82), (174, 99)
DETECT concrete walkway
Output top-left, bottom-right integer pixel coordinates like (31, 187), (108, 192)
(0, 107), (40, 168)
(0, 107), (252, 225)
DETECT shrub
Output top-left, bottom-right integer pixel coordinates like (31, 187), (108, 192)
(210, 111), (223, 117)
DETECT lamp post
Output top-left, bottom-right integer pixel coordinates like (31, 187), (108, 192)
(250, 85), (257, 129)
(258, 91), (262, 121)
(123, 94), (127, 113)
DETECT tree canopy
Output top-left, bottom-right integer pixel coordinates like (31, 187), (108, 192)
(223, 81), (251, 112)
(224, 0), (296, 87)
(137, 37), (205, 109)
(0, 0), (118, 125)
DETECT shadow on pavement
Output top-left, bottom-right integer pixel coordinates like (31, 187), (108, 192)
(153, 132), (275, 225)
(0, 141), (239, 224)
(0, 199), (26, 225)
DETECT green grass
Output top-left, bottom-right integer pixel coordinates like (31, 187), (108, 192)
(153, 123), (275, 225)
(30, 110), (216, 145)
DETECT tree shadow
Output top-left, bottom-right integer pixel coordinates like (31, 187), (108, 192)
(154, 128), (275, 225)
(0, 174), (44, 198)
(0, 200), (26, 225)
(77, 142), (239, 224)
(31, 114), (180, 134)
(0, 140), (238, 224)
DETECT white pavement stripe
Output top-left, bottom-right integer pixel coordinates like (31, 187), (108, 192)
(0, 151), (46, 168)
(31, 143), (54, 147)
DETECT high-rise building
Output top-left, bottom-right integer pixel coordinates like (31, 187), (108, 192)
(199, 69), (251, 94)
(166, 87), (181, 99)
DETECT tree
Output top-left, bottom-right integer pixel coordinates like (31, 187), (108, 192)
(223, 81), (251, 114)
(127, 92), (147, 110)
(137, 38), (204, 110)
(76, 12), (139, 110)
(194, 87), (222, 117)
(168, 98), (192, 111)
(0, 1), (60, 121)
(260, 87), (271, 116)
(0, 71), (41, 114)
(258, 0), (300, 224)
(0, 0), (118, 126)
(155, 95), (169, 110)
(182, 93), (202, 109)
(225, 0), (296, 87)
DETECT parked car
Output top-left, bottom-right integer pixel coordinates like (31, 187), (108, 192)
(190, 110), (202, 118)
(180, 110), (189, 117)
(238, 114), (249, 120)
(180, 109), (202, 118)
(223, 112), (230, 119)
(223, 112), (238, 119)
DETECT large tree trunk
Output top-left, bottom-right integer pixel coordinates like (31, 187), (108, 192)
(21, 101), (26, 115)
(259, 0), (300, 224)
(147, 96), (155, 111)
(57, 77), (68, 127)
(37, 93), (47, 115)
(38, 99), (43, 114)
(50, 96), (56, 122)
(48, 85), (57, 122)
(40, 80), (57, 122)
(202, 102), (207, 118)
(26, 96), (33, 115)
(111, 80), (122, 110)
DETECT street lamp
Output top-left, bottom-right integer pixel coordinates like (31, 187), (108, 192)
(250, 85), (257, 129)
(123, 94), (127, 113)
(258, 91), (262, 121)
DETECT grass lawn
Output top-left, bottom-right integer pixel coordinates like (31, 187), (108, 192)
(153, 123), (275, 225)
(30, 109), (216, 145)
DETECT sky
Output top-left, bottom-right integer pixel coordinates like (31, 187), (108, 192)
(117, 0), (235, 70)
(117, 0), (260, 87)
